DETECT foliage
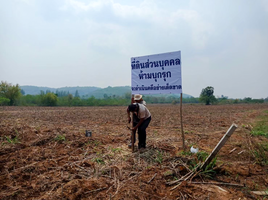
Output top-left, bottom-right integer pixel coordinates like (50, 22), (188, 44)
(5, 129), (20, 144)
(75, 90), (80, 98)
(252, 143), (268, 166)
(199, 86), (217, 105)
(218, 97), (265, 104)
(54, 134), (66, 142)
(55, 90), (69, 97)
(197, 151), (209, 162)
(199, 157), (217, 178)
(0, 81), (22, 105)
(251, 111), (268, 138)
(0, 97), (10, 106)
(178, 150), (192, 156)
(41, 92), (58, 106)
(5, 135), (20, 144)
(20, 89), (25, 95)
(186, 150), (217, 178)
(19, 94), (41, 106)
(154, 150), (163, 164)
(7, 84), (268, 107)
(111, 147), (122, 153)
(92, 157), (105, 165)
(20, 85), (99, 96)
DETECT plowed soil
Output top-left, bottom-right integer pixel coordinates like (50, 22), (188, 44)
(0, 104), (268, 200)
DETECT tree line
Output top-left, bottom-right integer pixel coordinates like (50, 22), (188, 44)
(0, 81), (267, 106)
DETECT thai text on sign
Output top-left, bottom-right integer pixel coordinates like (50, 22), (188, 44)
(131, 51), (182, 94)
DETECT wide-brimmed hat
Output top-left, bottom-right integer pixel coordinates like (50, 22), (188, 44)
(134, 94), (142, 101)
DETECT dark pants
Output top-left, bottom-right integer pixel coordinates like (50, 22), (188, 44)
(132, 115), (151, 149)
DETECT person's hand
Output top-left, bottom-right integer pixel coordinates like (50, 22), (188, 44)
(131, 127), (137, 131)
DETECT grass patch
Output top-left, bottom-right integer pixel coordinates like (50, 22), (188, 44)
(5, 135), (20, 144)
(188, 151), (217, 179)
(177, 150), (192, 156)
(92, 157), (105, 165)
(5, 129), (20, 144)
(251, 111), (268, 138)
(54, 134), (66, 142)
(111, 147), (122, 153)
(252, 143), (268, 166)
(197, 151), (209, 162)
(154, 150), (163, 164)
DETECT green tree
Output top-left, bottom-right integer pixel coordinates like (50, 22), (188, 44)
(124, 92), (131, 100)
(20, 89), (25, 95)
(0, 81), (22, 105)
(0, 97), (10, 106)
(75, 90), (80, 98)
(199, 86), (217, 105)
(68, 94), (73, 106)
(41, 92), (58, 106)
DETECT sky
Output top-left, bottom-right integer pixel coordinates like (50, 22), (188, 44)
(0, 0), (268, 99)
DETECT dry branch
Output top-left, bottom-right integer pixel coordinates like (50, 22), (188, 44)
(229, 148), (237, 154)
(189, 182), (244, 187)
(251, 191), (268, 195)
(85, 187), (107, 194)
(147, 173), (157, 184)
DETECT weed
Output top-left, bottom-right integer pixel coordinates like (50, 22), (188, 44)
(92, 157), (105, 165)
(188, 151), (217, 178)
(5, 135), (19, 144)
(5, 129), (20, 144)
(235, 174), (239, 181)
(112, 148), (122, 153)
(251, 111), (268, 138)
(94, 140), (102, 146)
(163, 170), (173, 176)
(54, 135), (66, 142)
(253, 181), (259, 190)
(154, 150), (163, 164)
(252, 143), (268, 166)
(96, 150), (103, 156)
(197, 151), (209, 162)
(178, 151), (192, 156)
(199, 157), (217, 178)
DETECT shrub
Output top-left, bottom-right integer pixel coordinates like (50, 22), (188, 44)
(0, 97), (10, 106)
(41, 93), (58, 106)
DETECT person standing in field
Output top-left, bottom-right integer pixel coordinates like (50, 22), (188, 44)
(127, 94), (151, 150)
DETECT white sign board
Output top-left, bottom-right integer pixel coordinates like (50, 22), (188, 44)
(131, 51), (182, 95)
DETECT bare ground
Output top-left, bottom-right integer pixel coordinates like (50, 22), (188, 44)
(0, 104), (267, 200)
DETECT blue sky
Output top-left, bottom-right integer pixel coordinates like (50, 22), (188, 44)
(0, 0), (268, 98)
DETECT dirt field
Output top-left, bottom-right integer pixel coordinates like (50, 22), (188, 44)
(0, 104), (268, 200)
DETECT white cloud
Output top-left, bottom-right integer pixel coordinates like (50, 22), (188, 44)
(61, 0), (111, 12)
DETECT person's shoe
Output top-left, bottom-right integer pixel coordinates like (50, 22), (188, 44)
(139, 147), (146, 153)
(128, 143), (132, 148)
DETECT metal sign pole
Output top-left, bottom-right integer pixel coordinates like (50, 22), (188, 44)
(180, 93), (185, 150)
(131, 95), (135, 152)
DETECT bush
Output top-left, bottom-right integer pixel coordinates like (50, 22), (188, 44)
(0, 97), (10, 106)
(0, 81), (22, 105)
(41, 93), (58, 106)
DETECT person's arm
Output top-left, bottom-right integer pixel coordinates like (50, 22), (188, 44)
(131, 94), (135, 104)
(132, 118), (144, 131)
(127, 108), (131, 123)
